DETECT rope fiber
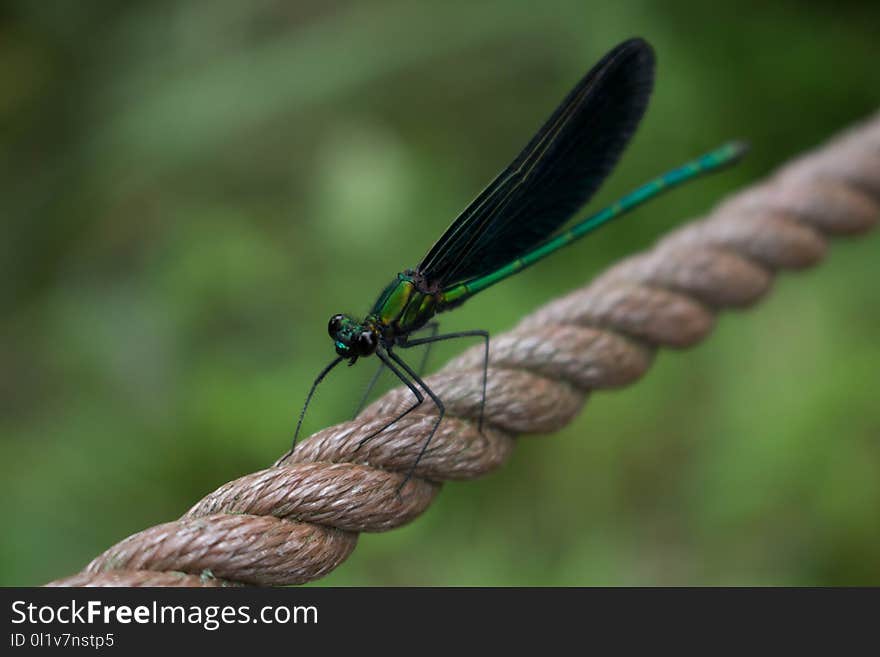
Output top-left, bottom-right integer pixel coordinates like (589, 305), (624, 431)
(47, 112), (880, 587)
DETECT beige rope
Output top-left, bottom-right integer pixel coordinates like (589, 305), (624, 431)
(47, 112), (879, 587)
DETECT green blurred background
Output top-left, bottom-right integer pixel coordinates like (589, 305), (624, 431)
(2, 0), (879, 586)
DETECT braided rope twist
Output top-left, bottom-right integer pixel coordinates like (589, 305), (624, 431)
(47, 112), (879, 587)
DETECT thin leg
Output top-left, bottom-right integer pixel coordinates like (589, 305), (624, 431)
(352, 361), (385, 419)
(387, 349), (446, 490)
(399, 329), (489, 432)
(353, 322), (438, 419)
(281, 355), (344, 462)
(353, 348), (425, 452)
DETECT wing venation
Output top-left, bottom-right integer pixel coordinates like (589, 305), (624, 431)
(416, 38), (655, 286)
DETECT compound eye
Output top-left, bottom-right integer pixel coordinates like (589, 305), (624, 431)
(328, 314), (345, 336)
(355, 330), (377, 355)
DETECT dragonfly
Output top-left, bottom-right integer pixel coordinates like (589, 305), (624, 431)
(284, 37), (746, 487)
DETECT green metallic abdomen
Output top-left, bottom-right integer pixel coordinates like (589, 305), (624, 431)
(369, 273), (438, 335)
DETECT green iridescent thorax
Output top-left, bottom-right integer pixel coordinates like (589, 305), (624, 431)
(368, 271), (439, 336)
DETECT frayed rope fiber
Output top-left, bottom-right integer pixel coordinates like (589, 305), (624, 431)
(48, 112), (879, 587)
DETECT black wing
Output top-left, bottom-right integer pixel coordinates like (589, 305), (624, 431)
(416, 38), (655, 287)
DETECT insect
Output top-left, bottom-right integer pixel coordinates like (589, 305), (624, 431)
(285, 38), (746, 487)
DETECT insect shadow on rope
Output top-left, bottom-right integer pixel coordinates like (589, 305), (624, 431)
(280, 37), (747, 492)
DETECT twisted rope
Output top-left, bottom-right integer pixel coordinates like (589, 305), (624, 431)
(48, 112), (879, 587)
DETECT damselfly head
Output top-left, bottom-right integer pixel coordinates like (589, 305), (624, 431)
(328, 313), (379, 363)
